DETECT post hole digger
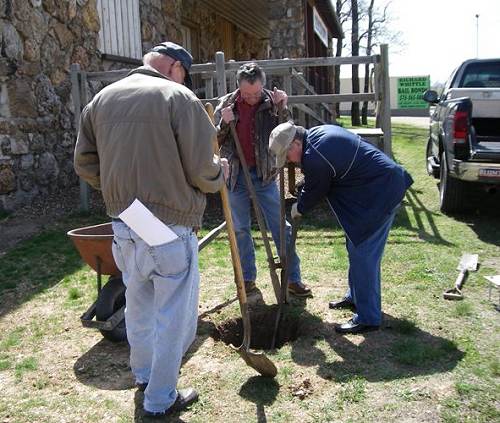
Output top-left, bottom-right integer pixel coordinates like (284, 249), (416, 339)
(227, 120), (283, 303)
(206, 103), (277, 378)
(228, 119), (303, 350)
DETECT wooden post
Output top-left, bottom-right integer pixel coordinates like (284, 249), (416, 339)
(283, 72), (296, 195)
(215, 51), (227, 97)
(71, 64), (89, 213)
(379, 44), (392, 156)
(204, 76), (214, 99)
(79, 71), (90, 212)
(228, 60), (237, 92)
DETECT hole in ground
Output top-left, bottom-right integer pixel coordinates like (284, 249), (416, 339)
(215, 305), (301, 350)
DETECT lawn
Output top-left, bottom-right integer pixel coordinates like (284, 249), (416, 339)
(0, 121), (499, 422)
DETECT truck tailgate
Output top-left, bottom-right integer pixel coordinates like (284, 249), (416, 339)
(472, 140), (500, 161)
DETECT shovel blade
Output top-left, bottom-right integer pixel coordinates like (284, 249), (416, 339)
(457, 253), (479, 272)
(231, 344), (277, 378)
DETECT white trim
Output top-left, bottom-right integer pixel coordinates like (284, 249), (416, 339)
(340, 136), (361, 179)
(313, 7), (329, 48)
(309, 142), (337, 177)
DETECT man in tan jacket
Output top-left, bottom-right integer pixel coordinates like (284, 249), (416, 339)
(74, 41), (224, 418)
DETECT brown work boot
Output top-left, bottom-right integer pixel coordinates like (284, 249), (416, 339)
(288, 282), (312, 297)
(245, 281), (257, 294)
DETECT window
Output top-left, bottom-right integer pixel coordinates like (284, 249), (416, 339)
(96, 0), (142, 60)
(460, 61), (500, 88)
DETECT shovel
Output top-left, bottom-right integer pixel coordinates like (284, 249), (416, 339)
(270, 216), (299, 349)
(206, 103), (277, 378)
(443, 253), (479, 300)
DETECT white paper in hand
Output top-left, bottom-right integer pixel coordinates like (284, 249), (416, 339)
(118, 199), (178, 246)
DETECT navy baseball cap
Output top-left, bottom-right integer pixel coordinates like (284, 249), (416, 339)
(150, 41), (193, 89)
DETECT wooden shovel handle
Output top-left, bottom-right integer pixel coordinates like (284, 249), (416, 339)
(205, 103), (251, 348)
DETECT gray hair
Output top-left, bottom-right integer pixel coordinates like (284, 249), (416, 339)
(143, 51), (166, 65)
(236, 62), (266, 86)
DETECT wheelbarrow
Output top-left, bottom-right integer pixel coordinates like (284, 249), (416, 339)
(67, 222), (125, 342)
(68, 221), (227, 343)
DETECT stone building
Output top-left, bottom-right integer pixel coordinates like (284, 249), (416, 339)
(0, 0), (341, 213)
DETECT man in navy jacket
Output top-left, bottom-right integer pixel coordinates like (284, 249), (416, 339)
(269, 122), (413, 334)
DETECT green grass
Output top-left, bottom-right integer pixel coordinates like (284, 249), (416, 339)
(0, 327), (25, 351)
(0, 122), (499, 422)
(14, 356), (38, 378)
(337, 376), (367, 404)
(68, 287), (82, 300)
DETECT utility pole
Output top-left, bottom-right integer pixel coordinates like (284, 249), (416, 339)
(475, 14), (479, 58)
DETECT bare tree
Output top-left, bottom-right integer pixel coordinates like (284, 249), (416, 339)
(351, 0), (361, 126)
(334, 0), (351, 118)
(361, 0), (375, 124)
(359, 0), (405, 124)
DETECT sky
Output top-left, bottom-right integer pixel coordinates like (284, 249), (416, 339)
(373, 0), (500, 83)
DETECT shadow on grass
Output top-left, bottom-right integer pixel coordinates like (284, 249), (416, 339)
(452, 192), (500, 247)
(288, 299), (465, 382)
(73, 317), (220, 391)
(397, 188), (454, 246)
(133, 390), (187, 422)
(0, 215), (106, 319)
(239, 376), (280, 423)
(73, 318), (259, 422)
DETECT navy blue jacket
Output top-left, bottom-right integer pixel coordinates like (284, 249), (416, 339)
(297, 125), (413, 246)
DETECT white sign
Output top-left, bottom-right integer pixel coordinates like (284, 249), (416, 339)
(313, 7), (329, 48)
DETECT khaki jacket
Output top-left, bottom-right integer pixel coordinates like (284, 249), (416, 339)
(74, 66), (223, 228)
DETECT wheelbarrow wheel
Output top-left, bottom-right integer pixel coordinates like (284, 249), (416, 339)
(95, 276), (127, 343)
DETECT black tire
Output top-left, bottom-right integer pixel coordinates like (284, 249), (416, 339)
(439, 152), (465, 214)
(426, 138), (440, 178)
(95, 276), (127, 342)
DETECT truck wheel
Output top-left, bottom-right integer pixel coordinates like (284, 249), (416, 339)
(426, 139), (440, 178)
(439, 153), (464, 214)
(95, 276), (127, 343)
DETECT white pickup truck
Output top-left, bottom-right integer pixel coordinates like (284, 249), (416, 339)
(423, 58), (500, 213)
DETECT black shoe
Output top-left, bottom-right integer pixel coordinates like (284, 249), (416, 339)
(144, 387), (199, 417)
(329, 298), (356, 311)
(136, 382), (148, 392)
(334, 319), (379, 334)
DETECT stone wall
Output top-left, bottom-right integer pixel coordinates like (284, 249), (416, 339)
(0, 0), (102, 212)
(0, 0), (270, 214)
(268, 0), (305, 59)
(140, 0), (182, 51)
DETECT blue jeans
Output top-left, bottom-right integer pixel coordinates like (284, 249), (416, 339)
(344, 211), (396, 326)
(111, 221), (199, 413)
(228, 167), (301, 283)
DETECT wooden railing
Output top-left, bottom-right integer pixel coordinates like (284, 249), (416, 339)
(71, 45), (391, 211)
